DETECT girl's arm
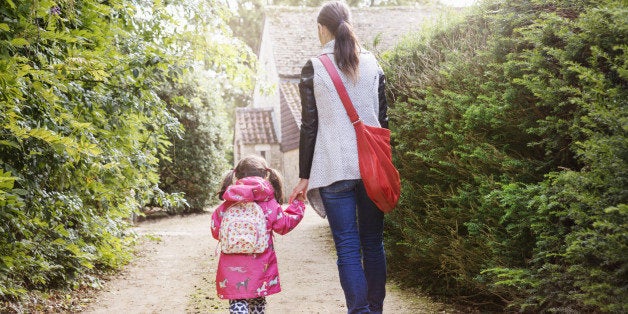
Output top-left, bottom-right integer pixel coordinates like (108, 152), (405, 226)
(271, 200), (306, 235)
(210, 203), (227, 240)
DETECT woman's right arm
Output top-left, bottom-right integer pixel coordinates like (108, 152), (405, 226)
(298, 59), (317, 180)
(290, 60), (317, 203)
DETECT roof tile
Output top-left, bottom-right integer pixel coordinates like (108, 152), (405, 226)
(235, 107), (278, 144)
(280, 81), (301, 151)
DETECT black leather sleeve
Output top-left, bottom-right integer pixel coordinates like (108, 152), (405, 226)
(378, 73), (389, 129)
(298, 59), (318, 179)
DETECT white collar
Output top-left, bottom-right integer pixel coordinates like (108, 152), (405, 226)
(320, 39), (335, 55)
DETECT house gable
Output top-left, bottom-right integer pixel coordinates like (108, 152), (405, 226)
(265, 5), (444, 153)
(245, 5), (450, 193)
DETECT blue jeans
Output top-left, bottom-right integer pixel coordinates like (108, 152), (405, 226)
(320, 180), (386, 314)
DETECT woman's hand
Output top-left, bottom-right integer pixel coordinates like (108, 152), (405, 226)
(289, 179), (309, 203)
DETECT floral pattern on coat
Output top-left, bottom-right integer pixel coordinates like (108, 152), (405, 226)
(211, 176), (305, 299)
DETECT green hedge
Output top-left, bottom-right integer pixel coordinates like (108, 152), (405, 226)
(382, 0), (627, 311)
(0, 0), (252, 305)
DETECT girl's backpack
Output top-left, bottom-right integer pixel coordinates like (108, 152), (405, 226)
(219, 202), (269, 254)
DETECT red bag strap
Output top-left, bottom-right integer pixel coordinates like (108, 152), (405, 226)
(318, 54), (360, 124)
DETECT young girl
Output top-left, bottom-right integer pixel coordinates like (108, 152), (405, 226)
(211, 155), (306, 314)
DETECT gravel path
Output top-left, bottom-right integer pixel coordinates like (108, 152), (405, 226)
(84, 207), (454, 313)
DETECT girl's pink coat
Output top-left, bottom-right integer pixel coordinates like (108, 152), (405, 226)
(211, 177), (305, 300)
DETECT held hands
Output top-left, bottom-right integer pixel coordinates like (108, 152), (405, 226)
(289, 178), (309, 203)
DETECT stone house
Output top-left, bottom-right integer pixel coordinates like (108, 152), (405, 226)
(234, 5), (442, 200)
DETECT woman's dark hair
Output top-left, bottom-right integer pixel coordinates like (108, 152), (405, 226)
(233, 155), (284, 202)
(318, 1), (359, 80)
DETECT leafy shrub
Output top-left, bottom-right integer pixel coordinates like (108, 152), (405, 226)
(1, 0), (160, 301)
(382, 0), (627, 311)
(154, 5), (255, 214)
(157, 74), (235, 213)
(0, 0), (252, 305)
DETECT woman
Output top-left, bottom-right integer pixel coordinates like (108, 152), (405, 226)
(288, 2), (389, 313)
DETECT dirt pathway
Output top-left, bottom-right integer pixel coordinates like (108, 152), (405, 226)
(84, 207), (454, 313)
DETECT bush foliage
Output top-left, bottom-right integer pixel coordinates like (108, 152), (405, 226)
(158, 71), (247, 213)
(0, 0), (252, 304)
(382, 0), (627, 311)
(154, 3), (255, 213)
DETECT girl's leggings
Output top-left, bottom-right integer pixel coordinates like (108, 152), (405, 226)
(229, 297), (266, 314)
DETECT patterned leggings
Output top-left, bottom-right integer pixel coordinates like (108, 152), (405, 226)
(229, 297), (266, 314)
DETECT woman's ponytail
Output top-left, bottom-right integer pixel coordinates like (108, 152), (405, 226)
(334, 20), (359, 81)
(318, 1), (359, 81)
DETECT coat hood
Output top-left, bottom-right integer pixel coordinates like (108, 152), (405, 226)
(222, 176), (275, 203)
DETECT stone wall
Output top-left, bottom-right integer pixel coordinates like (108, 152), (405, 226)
(236, 143), (282, 176)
